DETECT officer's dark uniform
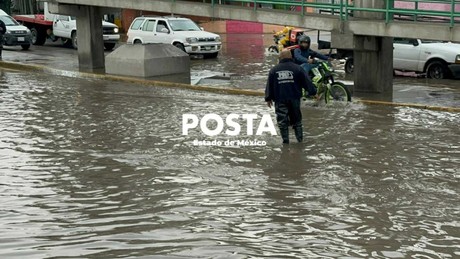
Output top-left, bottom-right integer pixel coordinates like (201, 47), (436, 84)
(265, 51), (317, 144)
(0, 19), (6, 59)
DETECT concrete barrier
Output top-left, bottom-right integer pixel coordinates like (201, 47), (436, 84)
(105, 43), (190, 78)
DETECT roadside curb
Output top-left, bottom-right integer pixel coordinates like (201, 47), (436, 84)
(0, 61), (264, 97)
(1, 61), (459, 113)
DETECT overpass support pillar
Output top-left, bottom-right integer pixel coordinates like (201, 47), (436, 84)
(75, 6), (105, 72)
(353, 36), (393, 94)
(353, 0), (394, 95)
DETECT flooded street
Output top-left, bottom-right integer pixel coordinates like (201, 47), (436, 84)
(1, 70), (459, 258)
(191, 34), (460, 107)
(3, 33), (460, 107)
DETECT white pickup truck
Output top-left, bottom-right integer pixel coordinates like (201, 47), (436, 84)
(52, 15), (119, 50)
(393, 38), (460, 79)
(344, 38), (460, 79)
(14, 2), (120, 50)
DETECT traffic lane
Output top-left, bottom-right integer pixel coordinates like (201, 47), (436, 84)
(3, 41), (80, 71)
(3, 40), (460, 98)
(8, 40), (459, 82)
(2, 41), (203, 71)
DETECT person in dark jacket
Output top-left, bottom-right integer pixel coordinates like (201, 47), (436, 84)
(0, 19), (6, 59)
(265, 50), (317, 144)
(293, 35), (331, 90)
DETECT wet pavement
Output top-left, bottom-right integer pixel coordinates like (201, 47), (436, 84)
(0, 69), (459, 258)
(1, 32), (459, 108)
(1, 32), (460, 258)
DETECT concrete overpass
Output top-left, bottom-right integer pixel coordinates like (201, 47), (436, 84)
(47, 0), (460, 42)
(44, 0), (460, 94)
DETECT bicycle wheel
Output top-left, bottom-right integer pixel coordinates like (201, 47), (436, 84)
(325, 82), (352, 104)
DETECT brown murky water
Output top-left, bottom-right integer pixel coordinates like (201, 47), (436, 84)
(0, 70), (459, 258)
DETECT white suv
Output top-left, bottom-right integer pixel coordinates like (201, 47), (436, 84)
(127, 16), (221, 58)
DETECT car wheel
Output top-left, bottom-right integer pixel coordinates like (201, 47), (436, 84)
(104, 43), (116, 51)
(345, 58), (354, 74)
(426, 60), (450, 79)
(31, 28), (46, 45)
(71, 31), (78, 49)
(30, 28), (38, 45)
(133, 39), (142, 44)
(21, 44), (30, 50)
(173, 42), (186, 52)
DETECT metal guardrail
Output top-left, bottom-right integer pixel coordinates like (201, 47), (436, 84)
(196, 0), (460, 27)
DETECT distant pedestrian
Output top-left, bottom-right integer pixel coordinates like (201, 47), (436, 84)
(0, 18), (6, 59)
(265, 49), (317, 144)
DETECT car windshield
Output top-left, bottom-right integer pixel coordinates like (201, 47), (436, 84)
(0, 15), (19, 26)
(169, 19), (201, 31)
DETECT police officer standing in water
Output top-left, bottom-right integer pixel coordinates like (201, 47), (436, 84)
(265, 50), (317, 144)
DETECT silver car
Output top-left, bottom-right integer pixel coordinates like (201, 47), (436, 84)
(0, 11), (32, 50)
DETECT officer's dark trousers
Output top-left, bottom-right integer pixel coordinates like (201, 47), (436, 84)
(275, 99), (303, 144)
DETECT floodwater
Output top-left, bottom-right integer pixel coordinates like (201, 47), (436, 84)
(191, 34), (460, 107)
(3, 32), (459, 107)
(1, 69), (459, 258)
